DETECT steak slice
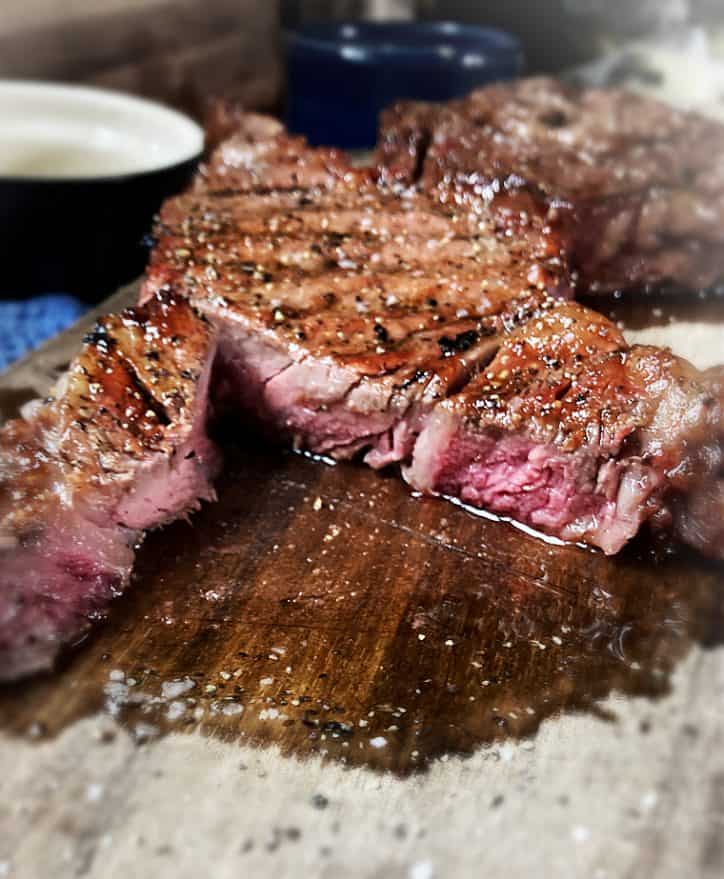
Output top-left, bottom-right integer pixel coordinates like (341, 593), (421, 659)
(406, 301), (723, 555)
(376, 76), (724, 296)
(0, 291), (219, 680)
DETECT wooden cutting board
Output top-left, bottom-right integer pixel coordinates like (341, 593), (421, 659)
(1, 285), (724, 878)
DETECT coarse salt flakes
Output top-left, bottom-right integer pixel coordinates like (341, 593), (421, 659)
(86, 783), (104, 802)
(409, 861), (434, 879)
(161, 677), (195, 699)
(571, 825), (590, 843)
(166, 701), (187, 721)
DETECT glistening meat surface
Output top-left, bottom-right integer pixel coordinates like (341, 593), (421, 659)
(0, 292), (219, 681)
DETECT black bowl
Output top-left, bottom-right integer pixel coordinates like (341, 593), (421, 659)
(0, 82), (204, 301)
(286, 21), (524, 149)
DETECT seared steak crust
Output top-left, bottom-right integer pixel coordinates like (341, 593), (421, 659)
(0, 292), (219, 680)
(406, 302), (723, 553)
(144, 174), (568, 468)
(377, 77), (724, 295)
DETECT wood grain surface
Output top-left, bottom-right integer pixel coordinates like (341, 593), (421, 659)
(1, 288), (723, 877)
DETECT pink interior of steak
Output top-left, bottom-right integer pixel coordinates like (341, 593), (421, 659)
(205, 310), (507, 471)
(212, 329), (421, 466)
(0, 405), (219, 682)
(0, 293), (221, 680)
(114, 351), (220, 530)
(0, 512), (137, 680)
(406, 411), (662, 555)
(402, 304), (684, 556)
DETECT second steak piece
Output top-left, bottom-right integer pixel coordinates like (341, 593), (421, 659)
(406, 302), (723, 555)
(377, 77), (724, 296)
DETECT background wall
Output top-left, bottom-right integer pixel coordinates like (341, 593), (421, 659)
(0, 0), (282, 117)
(3, 1), (724, 118)
(282, 0), (724, 73)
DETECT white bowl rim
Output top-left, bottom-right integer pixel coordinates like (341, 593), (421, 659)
(0, 79), (204, 181)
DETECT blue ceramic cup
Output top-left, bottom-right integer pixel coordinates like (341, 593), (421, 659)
(286, 21), (524, 149)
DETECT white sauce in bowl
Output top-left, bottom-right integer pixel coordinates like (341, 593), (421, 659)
(0, 81), (204, 180)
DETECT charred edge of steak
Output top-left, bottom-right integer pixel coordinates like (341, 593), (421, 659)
(0, 290), (220, 681)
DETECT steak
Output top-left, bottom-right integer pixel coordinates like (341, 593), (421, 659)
(194, 111), (359, 195)
(406, 303), (723, 554)
(672, 366), (724, 557)
(0, 291), (219, 680)
(376, 76), (724, 296)
(144, 114), (723, 557)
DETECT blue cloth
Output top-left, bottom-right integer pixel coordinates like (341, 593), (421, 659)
(0, 295), (86, 370)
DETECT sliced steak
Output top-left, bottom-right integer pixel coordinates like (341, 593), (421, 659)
(146, 114), (723, 559)
(0, 291), (219, 680)
(377, 76), (724, 296)
(2, 110), (724, 682)
(406, 302), (723, 555)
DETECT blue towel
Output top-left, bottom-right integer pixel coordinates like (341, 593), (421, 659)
(0, 295), (86, 371)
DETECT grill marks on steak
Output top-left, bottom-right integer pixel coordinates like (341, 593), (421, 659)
(377, 76), (724, 295)
(0, 292), (219, 680)
(145, 121), (571, 468)
(145, 172), (568, 468)
(155, 186), (564, 267)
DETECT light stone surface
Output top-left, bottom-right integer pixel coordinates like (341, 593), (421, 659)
(1, 651), (724, 879)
